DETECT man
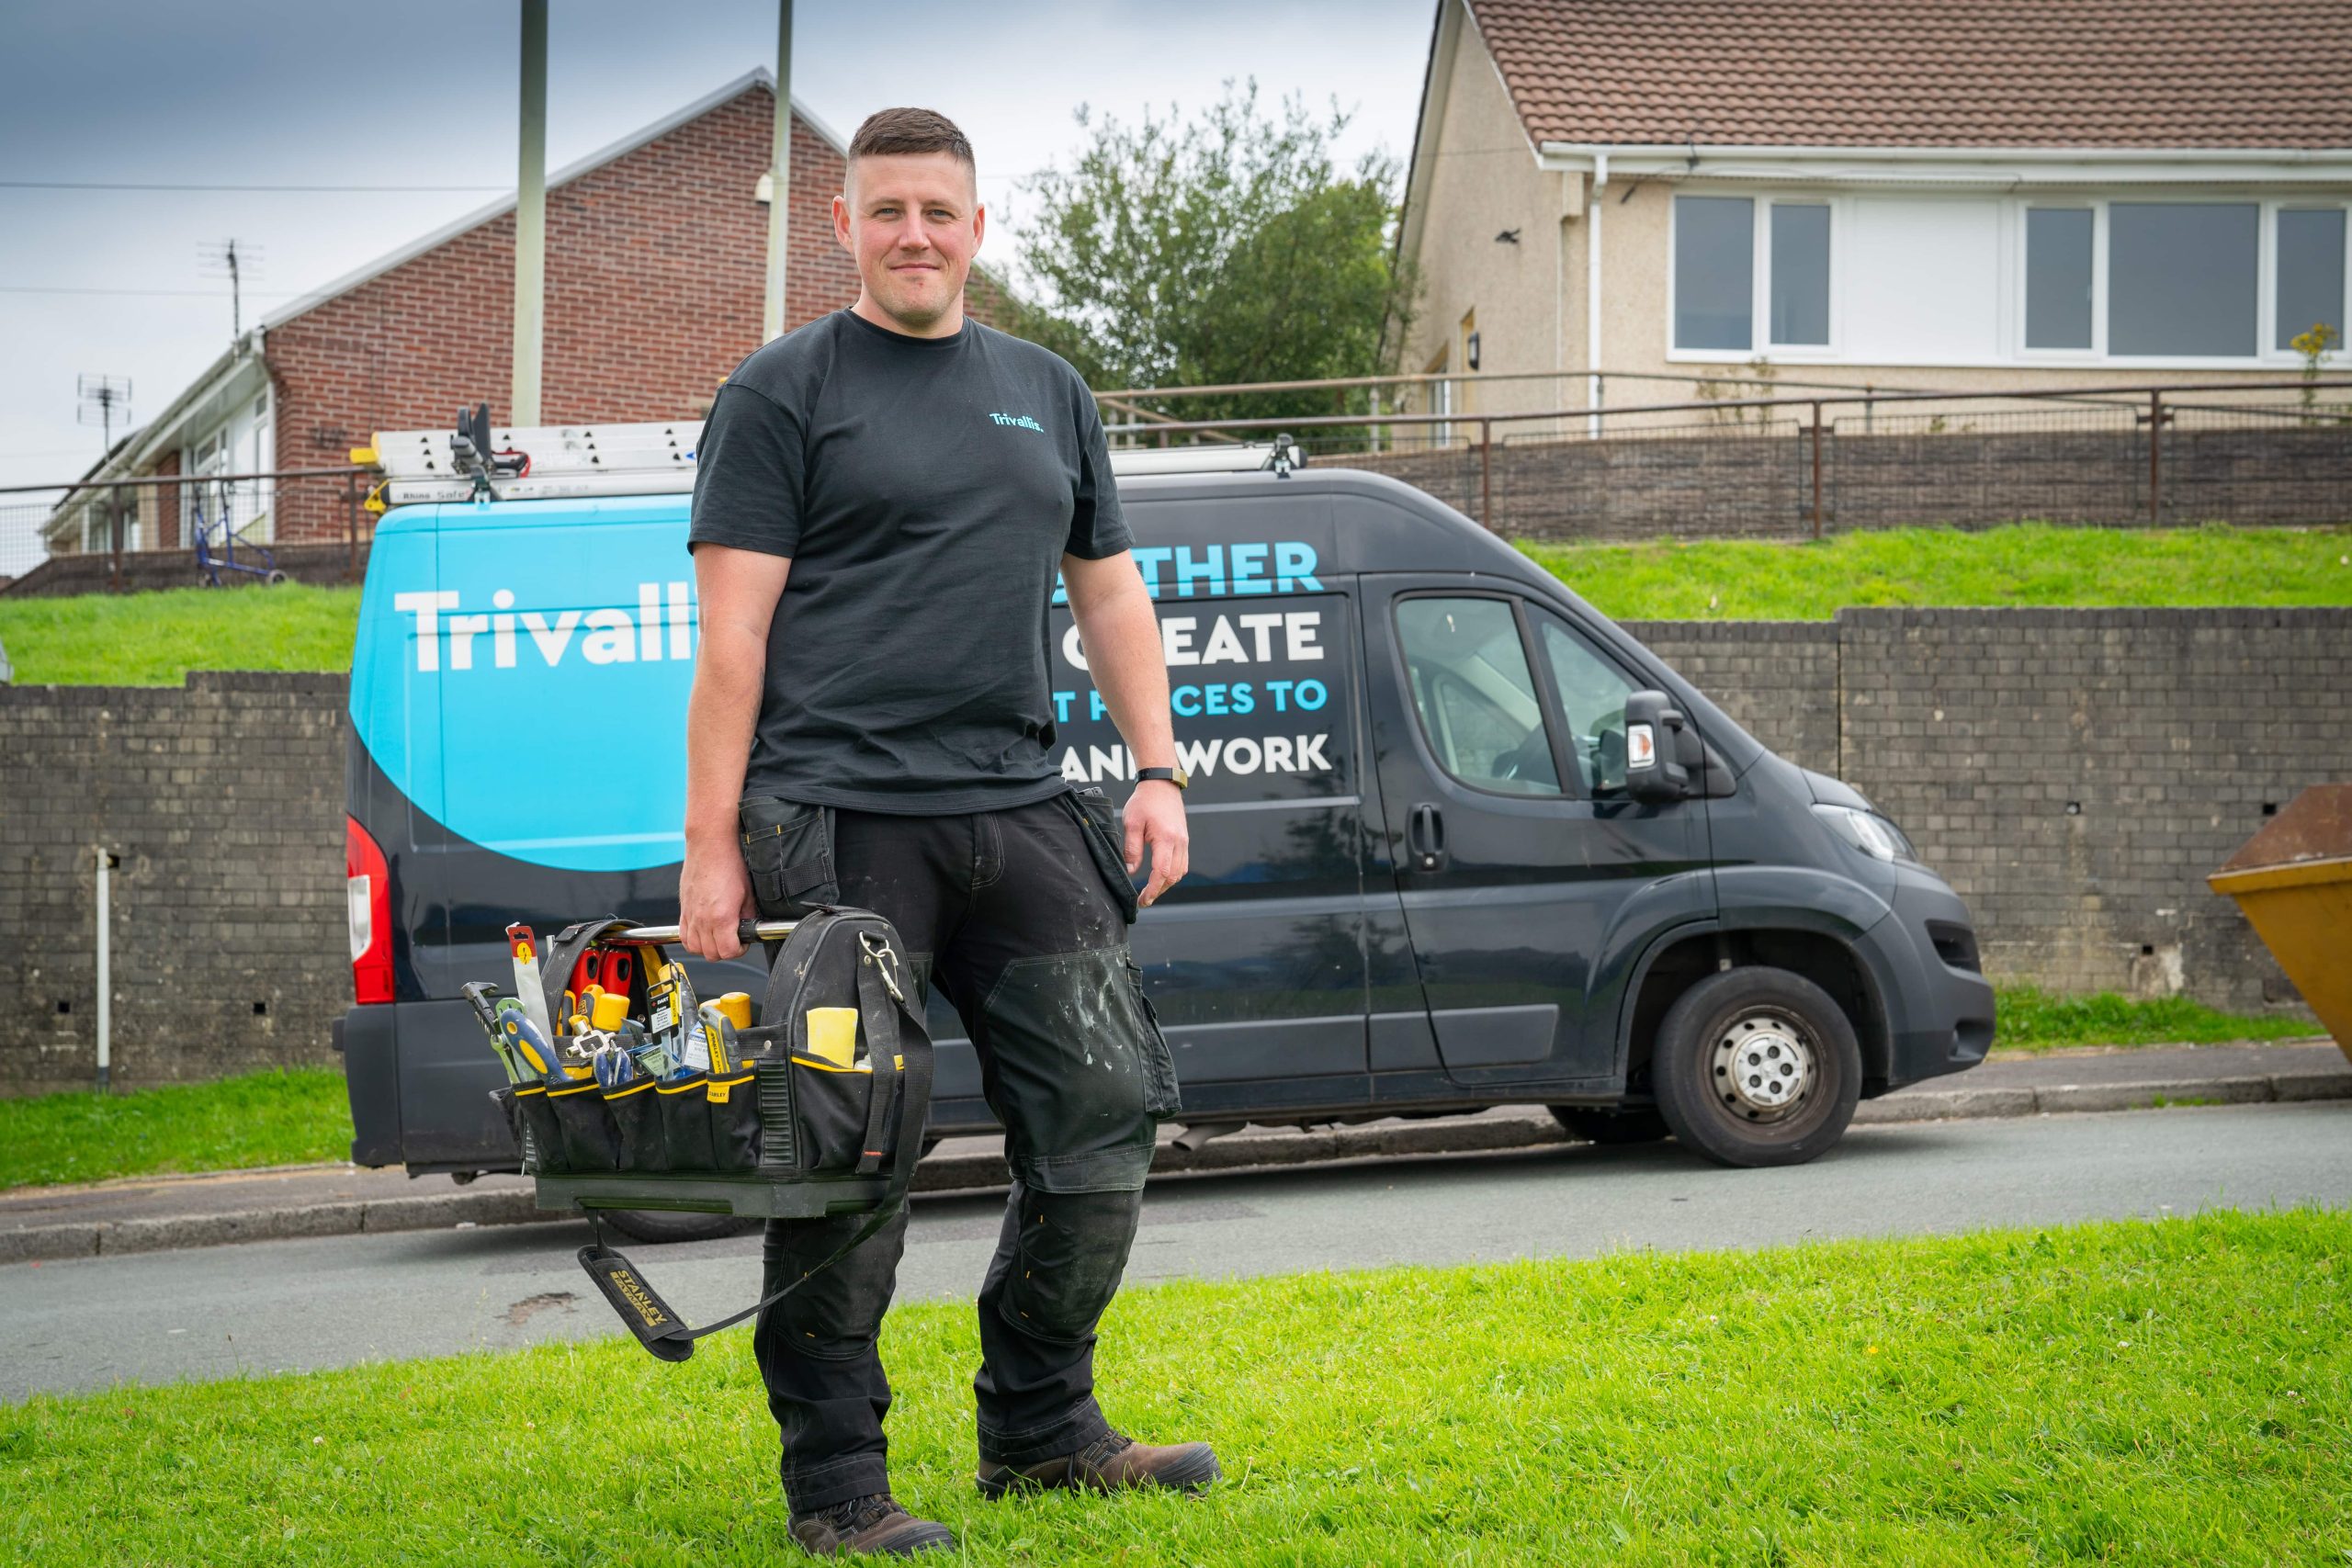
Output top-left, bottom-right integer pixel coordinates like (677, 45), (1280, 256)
(678, 107), (1216, 1559)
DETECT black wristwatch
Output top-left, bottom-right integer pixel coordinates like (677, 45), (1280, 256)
(1136, 767), (1189, 790)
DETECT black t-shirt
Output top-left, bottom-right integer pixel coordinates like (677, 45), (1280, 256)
(687, 309), (1129, 814)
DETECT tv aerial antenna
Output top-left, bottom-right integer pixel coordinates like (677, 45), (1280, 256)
(76, 374), (132, 453)
(198, 238), (263, 340)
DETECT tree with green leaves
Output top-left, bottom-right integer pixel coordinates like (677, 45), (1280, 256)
(1007, 82), (1418, 429)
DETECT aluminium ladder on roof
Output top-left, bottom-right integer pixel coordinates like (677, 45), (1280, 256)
(358, 418), (1296, 509)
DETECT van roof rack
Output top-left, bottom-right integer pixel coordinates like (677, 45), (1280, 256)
(356, 413), (1303, 510)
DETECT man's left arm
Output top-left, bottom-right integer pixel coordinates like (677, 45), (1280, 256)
(1063, 551), (1187, 907)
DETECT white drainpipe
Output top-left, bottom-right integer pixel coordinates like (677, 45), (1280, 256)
(94, 846), (115, 1093)
(1587, 152), (1607, 439)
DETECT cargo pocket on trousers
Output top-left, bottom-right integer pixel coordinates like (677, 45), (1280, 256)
(738, 797), (841, 920)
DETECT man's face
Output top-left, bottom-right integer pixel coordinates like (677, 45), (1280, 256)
(834, 152), (984, 332)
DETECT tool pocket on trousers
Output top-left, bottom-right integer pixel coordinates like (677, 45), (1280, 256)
(656, 1072), (717, 1170)
(512, 1082), (563, 1173)
(1061, 786), (1139, 926)
(706, 1069), (761, 1173)
(547, 1077), (622, 1171)
(602, 1077), (664, 1172)
(739, 798), (841, 920)
(1123, 953), (1183, 1120)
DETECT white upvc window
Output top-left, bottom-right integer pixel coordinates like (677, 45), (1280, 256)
(1667, 193), (1839, 358)
(1668, 187), (2351, 369)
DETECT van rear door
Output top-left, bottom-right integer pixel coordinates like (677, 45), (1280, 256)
(1362, 576), (1713, 1089)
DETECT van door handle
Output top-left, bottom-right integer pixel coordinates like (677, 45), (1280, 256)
(1408, 803), (1447, 872)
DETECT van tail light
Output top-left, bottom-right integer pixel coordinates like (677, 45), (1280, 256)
(347, 815), (394, 1004)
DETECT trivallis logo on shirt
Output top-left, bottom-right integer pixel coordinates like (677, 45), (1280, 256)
(987, 412), (1045, 433)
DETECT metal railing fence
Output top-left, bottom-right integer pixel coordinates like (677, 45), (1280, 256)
(1, 468), (371, 593)
(1102, 379), (2352, 540)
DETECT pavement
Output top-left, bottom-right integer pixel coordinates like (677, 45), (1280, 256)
(3, 1038), (2345, 1268)
(7, 1098), (2348, 1401)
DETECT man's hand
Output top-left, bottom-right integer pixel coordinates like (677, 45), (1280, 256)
(680, 835), (757, 960)
(1124, 779), (1189, 908)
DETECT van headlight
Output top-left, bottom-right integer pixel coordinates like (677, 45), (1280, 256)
(1813, 804), (1917, 863)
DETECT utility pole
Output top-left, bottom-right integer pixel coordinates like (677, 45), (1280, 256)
(512, 0), (548, 427)
(763, 0), (794, 343)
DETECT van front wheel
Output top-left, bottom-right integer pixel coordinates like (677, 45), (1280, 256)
(1651, 967), (1860, 1168)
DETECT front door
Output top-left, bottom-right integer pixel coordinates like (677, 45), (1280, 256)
(1363, 576), (1712, 1088)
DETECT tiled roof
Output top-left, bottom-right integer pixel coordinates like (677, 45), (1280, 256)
(1468, 0), (2352, 149)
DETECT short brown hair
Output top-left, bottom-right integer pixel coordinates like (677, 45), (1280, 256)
(847, 107), (975, 171)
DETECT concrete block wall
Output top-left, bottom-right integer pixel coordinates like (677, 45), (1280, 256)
(1836, 608), (2348, 1010)
(1, 608), (2342, 1091)
(0, 673), (347, 1094)
(1620, 619), (1841, 775)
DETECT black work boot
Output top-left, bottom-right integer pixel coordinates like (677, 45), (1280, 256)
(976, 1427), (1221, 1499)
(787, 1492), (955, 1557)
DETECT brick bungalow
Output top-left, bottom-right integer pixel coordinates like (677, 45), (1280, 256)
(40, 69), (1014, 558)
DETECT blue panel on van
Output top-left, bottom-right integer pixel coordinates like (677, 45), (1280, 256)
(351, 495), (697, 871)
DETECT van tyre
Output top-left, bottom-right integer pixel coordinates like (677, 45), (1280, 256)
(1548, 1106), (1670, 1145)
(1650, 967), (1860, 1168)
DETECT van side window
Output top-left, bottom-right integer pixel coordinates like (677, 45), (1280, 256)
(1534, 610), (1641, 797)
(1395, 597), (1562, 796)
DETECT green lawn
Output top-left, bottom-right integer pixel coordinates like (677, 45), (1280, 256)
(5, 1208), (2345, 1564)
(0, 1068), (351, 1190)
(1525, 522), (2352, 622)
(0, 581), (359, 686)
(3, 525), (2346, 684)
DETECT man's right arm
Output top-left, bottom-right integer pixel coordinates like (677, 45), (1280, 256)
(679, 543), (790, 960)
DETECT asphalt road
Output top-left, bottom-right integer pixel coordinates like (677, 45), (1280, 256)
(6, 1101), (2347, 1403)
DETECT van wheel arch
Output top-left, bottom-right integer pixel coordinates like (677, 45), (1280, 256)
(1622, 927), (1890, 1094)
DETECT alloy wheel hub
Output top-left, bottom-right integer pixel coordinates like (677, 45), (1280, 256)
(1712, 1014), (1815, 1120)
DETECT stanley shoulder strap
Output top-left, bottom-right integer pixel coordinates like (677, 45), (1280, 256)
(576, 948), (933, 1362)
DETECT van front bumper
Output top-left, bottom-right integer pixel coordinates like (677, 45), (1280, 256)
(1864, 867), (1997, 1092)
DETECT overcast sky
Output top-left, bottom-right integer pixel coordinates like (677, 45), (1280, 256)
(0, 0), (1435, 555)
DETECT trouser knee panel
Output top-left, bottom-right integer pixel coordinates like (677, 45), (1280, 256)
(998, 1186), (1143, 1346)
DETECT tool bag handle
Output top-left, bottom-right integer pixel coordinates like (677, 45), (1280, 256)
(575, 941), (933, 1362)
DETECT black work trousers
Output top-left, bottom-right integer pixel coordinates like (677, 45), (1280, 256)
(738, 789), (1182, 1514)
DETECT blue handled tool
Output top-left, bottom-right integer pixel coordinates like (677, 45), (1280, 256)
(592, 1040), (637, 1090)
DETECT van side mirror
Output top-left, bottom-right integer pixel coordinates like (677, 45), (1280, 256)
(1623, 690), (1694, 804)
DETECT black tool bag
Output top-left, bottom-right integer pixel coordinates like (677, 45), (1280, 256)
(504, 907), (933, 1363)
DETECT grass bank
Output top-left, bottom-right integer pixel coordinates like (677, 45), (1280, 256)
(0, 581), (359, 686)
(0, 1068), (351, 1190)
(1524, 522), (2352, 622)
(4, 525), (2346, 684)
(5, 1208), (2346, 1564)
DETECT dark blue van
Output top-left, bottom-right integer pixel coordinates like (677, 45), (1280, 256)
(339, 453), (1995, 1221)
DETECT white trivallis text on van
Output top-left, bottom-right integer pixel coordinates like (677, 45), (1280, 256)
(391, 582), (695, 672)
